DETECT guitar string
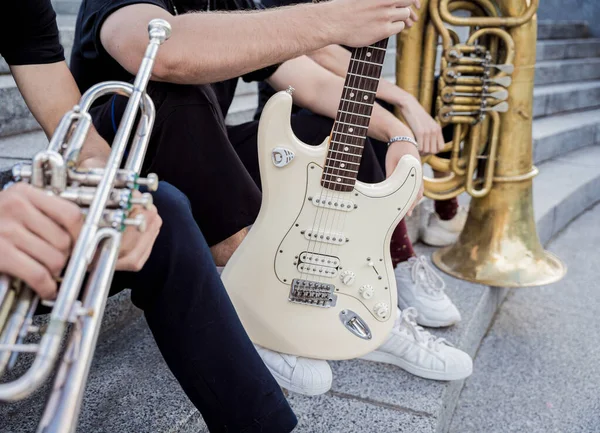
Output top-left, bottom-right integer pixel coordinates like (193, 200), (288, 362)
(318, 45), (368, 276)
(313, 44), (369, 283)
(324, 43), (380, 281)
(319, 43), (384, 291)
(300, 42), (385, 295)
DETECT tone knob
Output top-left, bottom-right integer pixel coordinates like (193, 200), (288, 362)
(359, 285), (374, 300)
(340, 270), (356, 285)
(373, 302), (389, 318)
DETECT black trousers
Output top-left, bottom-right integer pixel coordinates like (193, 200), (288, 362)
(111, 181), (297, 433)
(91, 81), (385, 246)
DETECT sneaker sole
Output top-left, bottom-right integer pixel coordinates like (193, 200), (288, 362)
(397, 298), (461, 328)
(269, 369), (332, 396)
(420, 227), (459, 247)
(360, 351), (472, 381)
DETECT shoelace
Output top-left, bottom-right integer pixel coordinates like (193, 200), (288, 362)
(398, 307), (451, 351)
(409, 255), (447, 297)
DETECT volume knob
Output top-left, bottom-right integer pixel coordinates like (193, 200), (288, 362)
(359, 284), (374, 299)
(373, 302), (389, 318)
(340, 270), (356, 285)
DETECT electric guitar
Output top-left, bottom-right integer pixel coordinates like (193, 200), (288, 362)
(222, 38), (422, 360)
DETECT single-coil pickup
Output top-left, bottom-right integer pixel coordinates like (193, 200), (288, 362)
(300, 252), (340, 268)
(297, 263), (339, 278)
(303, 229), (346, 245)
(311, 195), (355, 211)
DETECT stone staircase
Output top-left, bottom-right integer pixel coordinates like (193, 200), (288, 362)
(1, 6), (600, 432)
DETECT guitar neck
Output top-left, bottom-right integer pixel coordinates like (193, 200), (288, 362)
(321, 38), (389, 192)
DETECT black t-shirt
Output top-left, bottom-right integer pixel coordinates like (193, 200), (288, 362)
(254, 0), (307, 119)
(0, 0), (64, 66)
(70, 0), (279, 101)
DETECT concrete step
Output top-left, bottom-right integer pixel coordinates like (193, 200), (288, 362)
(533, 80), (600, 119)
(3, 143), (599, 433)
(450, 201), (600, 433)
(534, 57), (600, 86)
(537, 20), (591, 40)
(0, 75), (40, 138)
(533, 108), (600, 164)
(537, 38), (600, 61)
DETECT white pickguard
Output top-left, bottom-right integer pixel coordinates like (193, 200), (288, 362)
(222, 91), (422, 360)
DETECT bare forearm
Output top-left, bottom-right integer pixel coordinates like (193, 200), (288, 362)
(268, 57), (405, 143)
(11, 62), (111, 163)
(310, 44), (412, 107)
(101, 0), (416, 85)
(103, 4), (336, 85)
(308, 44), (353, 78)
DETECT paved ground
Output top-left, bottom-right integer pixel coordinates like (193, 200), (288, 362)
(450, 203), (600, 433)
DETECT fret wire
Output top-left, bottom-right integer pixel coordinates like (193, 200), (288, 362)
(338, 110), (371, 118)
(330, 140), (364, 149)
(344, 86), (376, 94)
(352, 58), (383, 67)
(327, 149), (361, 157)
(332, 131), (365, 139)
(347, 72), (379, 80)
(326, 157), (360, 165)
(340, 98), (373, 107)
(324, 167), (359, 174)
(334, 121), (368, 129)
(322, 173), (357, 181)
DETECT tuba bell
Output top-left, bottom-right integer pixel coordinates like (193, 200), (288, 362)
(395, 0), (567, 287)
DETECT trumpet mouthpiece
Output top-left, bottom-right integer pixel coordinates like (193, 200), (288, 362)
(148, 19), (172, 44)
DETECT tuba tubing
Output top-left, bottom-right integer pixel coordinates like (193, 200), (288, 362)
(395, 0), (567, 287)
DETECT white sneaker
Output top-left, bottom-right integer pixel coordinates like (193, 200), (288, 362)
(254, 344), (332, 396)
(395, 255), (461, 327)
(360, 308), (472, 381)
(420, 206), (468, 247)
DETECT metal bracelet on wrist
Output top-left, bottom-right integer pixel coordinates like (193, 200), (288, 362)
(387, 135), (418, 149)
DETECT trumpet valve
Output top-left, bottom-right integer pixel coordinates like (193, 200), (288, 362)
(136, 173), (159, 191)
(130, 192), (154, 209)
(124, 213), (147, 232)
(12, 163), (32, 183)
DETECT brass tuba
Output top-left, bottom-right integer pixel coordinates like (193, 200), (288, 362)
(395, 0), (566, 287)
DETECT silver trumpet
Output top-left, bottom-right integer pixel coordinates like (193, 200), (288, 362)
(0, 19), (171, 433)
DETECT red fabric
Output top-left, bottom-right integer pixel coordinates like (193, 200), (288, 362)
(390, 219), (416, 267)
(434, 197), (458, 221)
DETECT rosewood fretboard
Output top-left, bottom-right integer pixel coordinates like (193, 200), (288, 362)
(321, 38), (388, 192)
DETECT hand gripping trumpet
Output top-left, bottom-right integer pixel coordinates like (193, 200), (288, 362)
(0, 19), (171, 433)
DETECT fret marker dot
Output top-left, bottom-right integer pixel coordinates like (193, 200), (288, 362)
(340, 163), (346, 168)
(337, 177), (342, 182)
(364, 95), (368, 101)
(350, 92), (355, 98)
(366, 52), (372, 57)
(344, 146), (349, 151)
(348, 128), (354, 133)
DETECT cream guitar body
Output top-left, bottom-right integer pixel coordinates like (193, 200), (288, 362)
(222, 91), (422, 360)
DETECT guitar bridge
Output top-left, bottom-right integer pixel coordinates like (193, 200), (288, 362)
(289, 279), (337, 308)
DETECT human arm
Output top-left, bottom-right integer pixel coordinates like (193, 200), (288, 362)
(99, 0), (418, 85)
(308, 44), (445, 154)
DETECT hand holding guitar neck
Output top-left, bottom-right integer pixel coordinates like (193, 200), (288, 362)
(323, 0), (420, 47)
